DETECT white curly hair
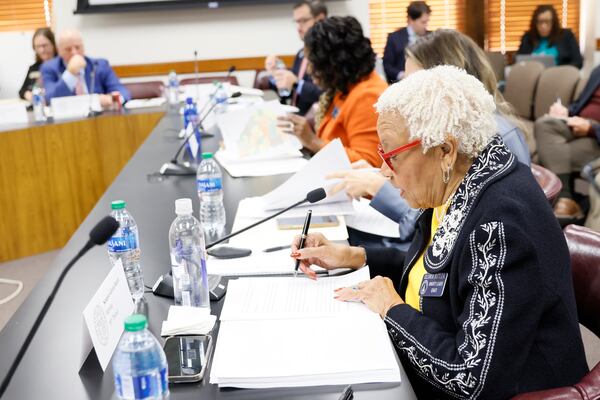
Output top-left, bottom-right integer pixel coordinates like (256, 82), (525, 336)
(375, 65), (497, 158)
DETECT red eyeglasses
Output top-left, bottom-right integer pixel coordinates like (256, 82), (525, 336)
(378, 139), (421, 171)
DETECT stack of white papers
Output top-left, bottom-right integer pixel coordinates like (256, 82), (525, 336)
(261, 138), (352, 210)
(210, 268), (401, 388)
(160, 306), (216, 337)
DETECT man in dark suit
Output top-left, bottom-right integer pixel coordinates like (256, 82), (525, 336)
(41, 29), (130, 107)
(382, 1), (431, 83)
(264, 0), (326, 115)
(535, 64), (600, 220)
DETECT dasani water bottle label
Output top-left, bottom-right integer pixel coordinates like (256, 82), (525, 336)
(115, 367), (167, 399)
(197, 178), (222, 192)
(107, 230), (138, 253)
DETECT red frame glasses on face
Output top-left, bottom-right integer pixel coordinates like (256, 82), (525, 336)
(378, 139), (421, 171)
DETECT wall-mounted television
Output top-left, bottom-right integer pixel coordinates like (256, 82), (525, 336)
(75, 0), (300, 14)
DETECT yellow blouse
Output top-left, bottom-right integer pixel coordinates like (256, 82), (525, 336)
(405, 203), (448, 311)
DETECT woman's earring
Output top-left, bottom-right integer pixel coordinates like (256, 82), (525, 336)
(442, 168), (451, 184)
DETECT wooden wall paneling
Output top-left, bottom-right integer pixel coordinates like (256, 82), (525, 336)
(113, 55), (296, 78)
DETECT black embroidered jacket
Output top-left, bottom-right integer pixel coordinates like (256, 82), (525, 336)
(365, 136), (588, 399)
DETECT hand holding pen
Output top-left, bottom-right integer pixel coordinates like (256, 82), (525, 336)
(291, 232), (367, 280)
(293, 210), (312, 277)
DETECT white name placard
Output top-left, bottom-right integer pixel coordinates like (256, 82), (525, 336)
(51, 94), (101, 120)
(0, 103), (28, 126)
(81, 259), (134, 371)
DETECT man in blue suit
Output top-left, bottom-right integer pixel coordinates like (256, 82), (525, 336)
(41, 29), (130, 107)
(382, 1), (431, 83)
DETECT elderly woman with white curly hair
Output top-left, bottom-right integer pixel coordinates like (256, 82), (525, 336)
(291, 66), (587, 398)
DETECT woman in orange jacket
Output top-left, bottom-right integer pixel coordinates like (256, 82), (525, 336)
(279, 16), (387, 167)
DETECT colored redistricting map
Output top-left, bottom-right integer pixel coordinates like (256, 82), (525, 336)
(237, 108), (295, 158)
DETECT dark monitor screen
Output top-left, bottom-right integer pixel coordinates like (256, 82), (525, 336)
(75, 0), (299, 14)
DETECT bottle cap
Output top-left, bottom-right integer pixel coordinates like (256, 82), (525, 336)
(186, 97), (193, 104)
(201, 152), (213, 159)
(124, 314), (147, 332)
(111, 200), (126, 210)
(175, 198), (193, 215)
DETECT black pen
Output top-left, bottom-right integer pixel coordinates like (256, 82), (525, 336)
(294, 209), (312, 277)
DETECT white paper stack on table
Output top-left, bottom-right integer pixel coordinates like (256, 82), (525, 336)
(207, 139), (355, 276)
(210, 267), (401, 388)
(258, 138), (352, 212)
(214, 100), (308, 177)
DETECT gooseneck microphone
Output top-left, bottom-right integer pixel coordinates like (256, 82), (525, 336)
(206, 187), (327, 249)
(0, 216), (119, 398)
(159, 91), (242, 176)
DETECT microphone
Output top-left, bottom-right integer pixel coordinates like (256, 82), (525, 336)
(159, 91), (242, 176)
(197, 65), (236, 119)
(88, 60), (100, 117)
(206, 187), (327, 250)
(0, 216), (119, 397)
(151, 188), (327, 300)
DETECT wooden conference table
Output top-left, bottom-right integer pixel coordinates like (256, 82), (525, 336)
(0, 109), (164, 262)
(0, 107), (416, 399)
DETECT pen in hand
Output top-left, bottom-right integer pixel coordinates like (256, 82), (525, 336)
(294, 210), (312, 277)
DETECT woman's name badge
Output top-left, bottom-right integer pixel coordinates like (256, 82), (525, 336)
(419, 273), (448, 297)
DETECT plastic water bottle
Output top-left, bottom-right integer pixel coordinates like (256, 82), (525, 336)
(108, 200), (144, 301)
(275, 59), (291, 98)
(113, 314), (169, 400)
(167, 70), (179, 105)
(183, 97), (200, 134)
(32, 84), (46, 122)
(213, 83), (228, 114)
(197, 153), (226, 241)
(168, 198), (210, 309)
